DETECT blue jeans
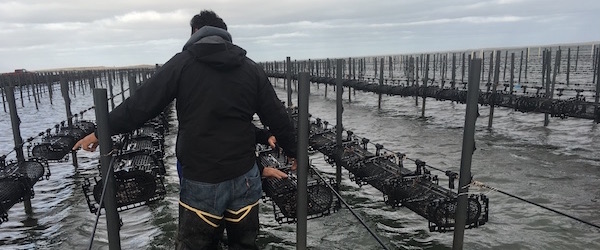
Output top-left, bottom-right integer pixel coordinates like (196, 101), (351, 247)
(177, 164), (262, 250)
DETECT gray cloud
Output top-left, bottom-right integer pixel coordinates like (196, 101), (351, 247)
(1, 0), (599, 72)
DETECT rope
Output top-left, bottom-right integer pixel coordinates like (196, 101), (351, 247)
(87, 154), (117, 250)
(309, 164), (391, 250)
(470, 180), (600, 230)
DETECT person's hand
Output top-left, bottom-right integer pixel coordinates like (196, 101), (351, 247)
(267, 136), (277, 149)
(262, 167), (288, 179)
(288, 157), (297, 171)
(72, 133), (99, 152)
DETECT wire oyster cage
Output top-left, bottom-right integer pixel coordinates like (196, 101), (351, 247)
(258, 146), (338, 224)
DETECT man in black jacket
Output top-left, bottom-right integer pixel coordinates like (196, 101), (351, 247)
(73, 10), (297, 250)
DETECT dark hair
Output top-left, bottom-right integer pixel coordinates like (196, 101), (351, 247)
(190, 10), (227, 33)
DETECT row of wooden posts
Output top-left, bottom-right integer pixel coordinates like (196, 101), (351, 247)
(264, 45), (600, 128)
(263, 44), (600, 98)
(0, 68), (156, 112)
(0, 68), (155, 218)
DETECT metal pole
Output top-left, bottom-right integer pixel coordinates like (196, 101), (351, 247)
(348, 58), (352, 102)
(46, 73), (54, 105)
(566, 48), (571, 86)
(503, 51), (508, 81)
(335, 59), (343, 208)
(5, 85), (33, 214)
(461, 53), (465, 84)
(325, 59), (330, 98)
(452, 59), (481, 250)
(452, 53), (456, 89)
(575, 46), (579, 72)
(296, 73), (310, 249)
(108, 71), (115, 110)
(30, 75), (39, 110)
(544, 50), (552, 126)
(595, 48), (600, 122)
(93, 88), (121, 250)
(452, 58), (481, 250)
(286, 57), (292, 106)
(525, 48), (529, 79)
(422, 54), (429, 117)
(518, 51), (523, 85)
(1, 82), (6, 112)
(60, 76), (78, 167)
(128, 73), (137, 96)
(510, 53), (515, 100)
(487, 52), (493, 92)
(415, 56), (420, 105)
(378, 58), (384, 109)
(488, 50), (501, 128)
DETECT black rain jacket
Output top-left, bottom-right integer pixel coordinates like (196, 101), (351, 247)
(107, 26), (297, 183)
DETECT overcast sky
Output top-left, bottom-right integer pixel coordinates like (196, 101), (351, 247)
(1, 0), (599, 73)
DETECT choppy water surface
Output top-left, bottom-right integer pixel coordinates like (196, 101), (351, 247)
(1, 74), (600, 249)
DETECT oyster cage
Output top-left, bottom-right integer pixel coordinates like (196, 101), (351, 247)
(31, 120), (96, 161)
(82, 117), (167, 214)
(258, 148), (338, 224)
(82, 168), (166, 213)
(0, 158), (49, 225)
(290, 109), (490, 232)
(0, 176), (33, 223)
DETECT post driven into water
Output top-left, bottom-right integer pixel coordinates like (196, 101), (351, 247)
(296, 72), (310, 249)
(93, 89), (121, 250)
(5, 85), (33, 214)
(335, 59), (343, 207)
(452, 58), (482, 249)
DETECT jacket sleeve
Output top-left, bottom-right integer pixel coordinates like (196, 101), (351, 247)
(107, 53), (186, 135)
(254, 64), (297, 158)
(254, 126), (272, 145)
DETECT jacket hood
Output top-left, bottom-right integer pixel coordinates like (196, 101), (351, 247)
(183, 26), (246, 69)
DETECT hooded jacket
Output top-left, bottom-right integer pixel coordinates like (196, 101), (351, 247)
(107, 26), (297, 183)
